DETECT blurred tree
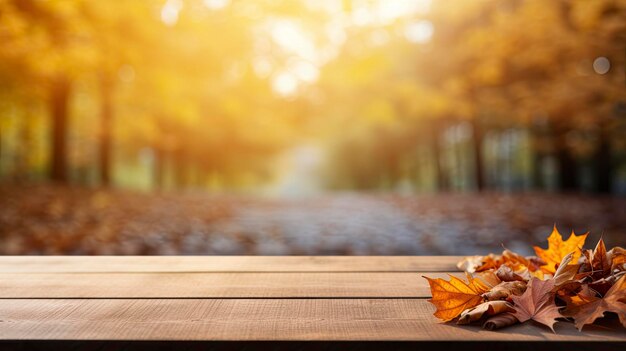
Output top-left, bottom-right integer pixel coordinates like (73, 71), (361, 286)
(1, 0), (95, 183)
(0, 0), (623, 194)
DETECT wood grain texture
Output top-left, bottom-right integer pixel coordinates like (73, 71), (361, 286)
(1, 256), (623, 344)
(0, 299), (623, 341)
(0, 256), (462, 273)
(0, 272), (460, 298)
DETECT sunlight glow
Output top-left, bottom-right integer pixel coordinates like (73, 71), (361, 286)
(273, 72), (298, 96)
(269, 20), (322, 94)
(405, 20), (434, 44)
(161, 0), (182, 26)
(203, 0), (229, 10)
(271, 20), (318, 63)
(290, 59), (319, 83)
(349, 0), (431, 26)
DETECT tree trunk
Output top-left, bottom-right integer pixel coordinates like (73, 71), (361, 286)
(471, 120), (485, 191)
(532, 152), (544, 190)
(0, 121), (3, 177)
(16, 113), (32, 181)
(49, 77), (71, 183)
(595, 121), (612, 193)
(530, 125), (544, 190)
(153, 146), (165, 191)
(554, 123), (578, 191)
(99, 76), (114, 187)
(173, 148), (189, 190)
(453, 127), (464, 191)
(431, 121), (448, 192)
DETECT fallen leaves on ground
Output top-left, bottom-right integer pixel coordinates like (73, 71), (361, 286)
(2, 185), (626, 255)
(424, 226), (626, 333)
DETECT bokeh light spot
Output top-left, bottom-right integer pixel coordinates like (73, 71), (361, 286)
(593, 56), (610, 75)
(405, 20), (434, 44)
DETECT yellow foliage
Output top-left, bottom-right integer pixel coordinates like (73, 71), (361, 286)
(423, 273), (489, 322)
(533, 226), (588, 274)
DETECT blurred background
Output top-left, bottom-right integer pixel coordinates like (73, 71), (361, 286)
(0, 0), (625, 256)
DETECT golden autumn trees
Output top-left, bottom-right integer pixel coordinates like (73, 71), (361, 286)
(0, 0), (311, 189)
(0, 0), (624, 192)
(315, 0), (625, 192)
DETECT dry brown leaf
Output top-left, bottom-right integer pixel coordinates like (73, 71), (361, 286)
(424, 273), (489, 322)
(590, 238), (611, 279)
(457, 254), (501, 273)
(457, 250), (546, 275)
(457, 256), (484, 273)
(510, 278), (563, 332)
(483, 312), (519, 330)
(563, 274), (626, 330)
(496, 265), (525, 282)
(552, 252), (580, 289)
(607, 247), (626, 272)
(533, 225), (587, 274)
(483, 281), (527, 301)
(457, 300), (515, 325)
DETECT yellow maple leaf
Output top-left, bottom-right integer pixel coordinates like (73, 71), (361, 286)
(423, 273), (489, 321)
(533, 225), (587, 274)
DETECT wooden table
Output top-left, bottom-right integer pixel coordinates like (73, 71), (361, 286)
(0, 256), (623, 350)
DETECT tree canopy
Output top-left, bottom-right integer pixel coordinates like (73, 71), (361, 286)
(0, 0), (624, 193)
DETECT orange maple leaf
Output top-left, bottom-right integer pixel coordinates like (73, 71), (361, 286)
(564, 274), (626, 330)
(533, 225), (587, 274)
(510, 277), (563, 332)
(423, 273), (489, 322)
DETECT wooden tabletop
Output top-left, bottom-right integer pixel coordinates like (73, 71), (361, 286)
(0, 256), (623, 350)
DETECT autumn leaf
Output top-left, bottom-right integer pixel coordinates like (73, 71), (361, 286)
(510, 277), (563, 332)
(559, 284), (597, 309)
(483, 312), (519, 330)
(483, 281), (527, 301)
(607, 246), (626, 272)
(457, 254), (501, 273)
(496, 265), (525, 282)
(474, 270), (501, 289)
(564, 274), (626, 330)
(424, 273), (489, 322)
(552, 252), (580, 289)
(502, 250), (545, 272)
(533, 225), (588, 274)
(446, 225), (624, 333)
(590, 238), (611, 279)
(457, 250), (546, 274)
(457, 300), (514, 325)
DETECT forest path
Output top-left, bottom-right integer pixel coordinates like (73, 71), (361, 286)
(210, 194), (502, 255)
(1, 185), (624, 255)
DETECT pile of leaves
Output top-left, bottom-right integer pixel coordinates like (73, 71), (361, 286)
(423, 226), (625, 332)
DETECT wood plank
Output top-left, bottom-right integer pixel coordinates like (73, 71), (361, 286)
(0, 272), (460, 298)
(2, 341), (620, 351)
(0, 299), (623, 341)
(0, 256), (461, 273)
